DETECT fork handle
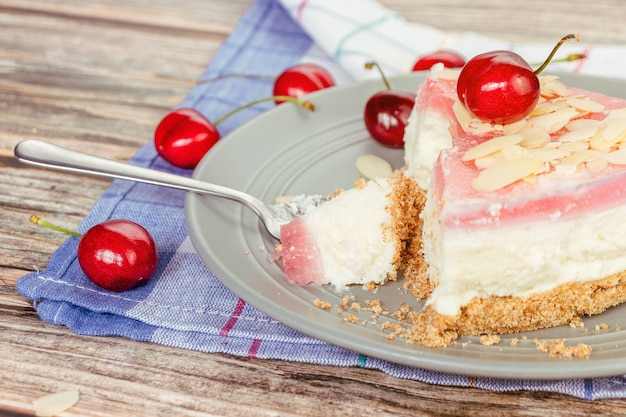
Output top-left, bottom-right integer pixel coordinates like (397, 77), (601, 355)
(13, 139), (265, 212)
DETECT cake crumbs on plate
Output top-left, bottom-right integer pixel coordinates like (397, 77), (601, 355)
(595, 322), (610, 331)
(479, 334), (501, 346)
(342, 314), (360, 324)
(533, 338), (592, 359)
(313, 299), (332, 310)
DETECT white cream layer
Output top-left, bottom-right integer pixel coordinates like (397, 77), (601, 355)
(403, 107), (452, 190)
(422, 193), (626, 316)
(305, 178), (397, 288)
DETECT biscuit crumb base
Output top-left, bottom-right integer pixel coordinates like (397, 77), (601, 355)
(406, 272), (626, 348)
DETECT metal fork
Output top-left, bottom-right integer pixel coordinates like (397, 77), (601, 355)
(13, 140), (325, 240)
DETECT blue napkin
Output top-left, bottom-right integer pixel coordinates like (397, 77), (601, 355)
(17, 0), (626, 400)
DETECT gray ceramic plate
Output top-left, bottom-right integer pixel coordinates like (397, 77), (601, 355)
(185, 72), (626, 379)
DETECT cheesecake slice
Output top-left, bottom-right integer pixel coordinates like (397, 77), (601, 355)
(279, 175), (421, 288)
(277, 65), (626, 349)
(404, 66), (626, 347)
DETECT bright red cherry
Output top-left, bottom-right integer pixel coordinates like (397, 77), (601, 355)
(154, 108), (219, 169)
(456, 34), (580, 124)
(155, 96), (315, 169)
(77, 219), (158, 292)
(273, 63), (336, 104)
(412, 50), (465, 71)
(456, 50), (540, 124)
(364, 91), (415, 147)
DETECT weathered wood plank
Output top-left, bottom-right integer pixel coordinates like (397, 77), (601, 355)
(3, 0), (626, 415)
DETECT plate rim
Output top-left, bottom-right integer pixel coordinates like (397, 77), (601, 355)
(185, 72), (626, 380)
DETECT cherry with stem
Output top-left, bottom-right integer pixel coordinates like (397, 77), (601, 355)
(363, 61), (415, 147)
(154, 95), (315, 169)
(456, 34), (581, 124)
(31, 215), (158, 292)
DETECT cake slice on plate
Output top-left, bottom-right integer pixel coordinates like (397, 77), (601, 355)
(404, 66), (626, 347)
(278, 64), (626, 348)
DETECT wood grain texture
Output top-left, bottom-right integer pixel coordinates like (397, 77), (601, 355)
(3, 0), (626, 415)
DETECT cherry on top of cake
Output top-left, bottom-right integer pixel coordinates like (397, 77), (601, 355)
(426, 68), (626, 227)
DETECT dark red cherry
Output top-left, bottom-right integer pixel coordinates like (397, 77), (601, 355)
(412, 50), (465, 71)
(363, 62), (415, 147)
(273, 63), (335, 104)
(364, 90), (415, 147)
(77, 219), (158, 292)
(154, 108), (219, 169)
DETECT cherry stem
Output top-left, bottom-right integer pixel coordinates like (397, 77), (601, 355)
(213, 96), (315, 126)
(30, 215), (83, 238)
(197, 73), (275, 85)
(534, 34), (581, 75)
(530, 53), (586, 69)
(364, 62), (391, 91)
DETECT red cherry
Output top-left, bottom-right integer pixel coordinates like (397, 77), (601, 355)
(77, 219), (158, 292)
(363, 62), (415, 147)
(456, 50), (540, 124)
(364, 90), (415, 147)
(154, 108), (219, 169)
(273, 63), (335, 104)
(456, 34), (581, 124)
(412, 50), (465, 71)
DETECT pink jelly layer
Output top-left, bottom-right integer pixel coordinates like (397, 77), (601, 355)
(421, 76), (626, 229)
(279, 217), (325, 286)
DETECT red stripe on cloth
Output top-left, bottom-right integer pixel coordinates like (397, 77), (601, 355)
(296, 0), (310, 23)
(574, 45), (592, 73)
(248, 339), (262, 358)
(220, 297), (246, 336)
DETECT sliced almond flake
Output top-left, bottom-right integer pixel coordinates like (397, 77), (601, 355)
(470, 123), (499, 135)
(566, 97), (605, 113)
(530, 102), (562, 117)
(519, 134), (550, 148)
(474, 154), (503, 169)
(452, 100), (473, 131)
(525, 148), (571, 162)
(503, 118), (526, 135)
(355, 154), (393, 180)
(603, 149), (626, 165)
(500, 145), (534, 161)
(565, 118), (602, 131)
(523, 173), (538, 184)
(471, 158), (544, 192)
(527, 107), (579, 133)
(540, 78), (570, 97)
(560, 149), (603, 166)
(558, 125), (600, 142)
(558, 141), (590, 153)
(587, 157), (609, 173)
(590, 131), (618, 151)
(462, 134), (524, 161)
(604, 107), (626, 122)
(603, 118), (626, 142)
(542, 141), (561, 150)
(34, 390), (80, 417)
(519, 123), (552, 138)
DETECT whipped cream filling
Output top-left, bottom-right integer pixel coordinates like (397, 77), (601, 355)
(304, 178), (397, 288)
(403, 107), (452, 190)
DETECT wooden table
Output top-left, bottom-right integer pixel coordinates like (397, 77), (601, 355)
(3, 0), (626, 415)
